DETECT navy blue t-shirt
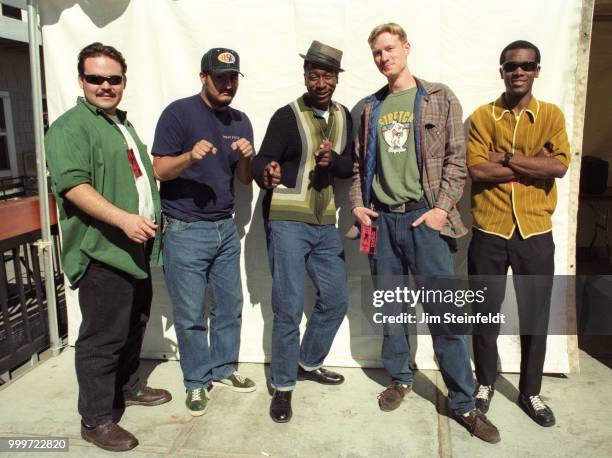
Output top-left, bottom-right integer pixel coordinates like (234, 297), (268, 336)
(152, 94), (254, 222)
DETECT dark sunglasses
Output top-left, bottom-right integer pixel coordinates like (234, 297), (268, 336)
(82, 74), (123, 85)
(501, 61), (539, 72)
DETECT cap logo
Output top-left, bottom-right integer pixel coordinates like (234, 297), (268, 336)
(218, 52), (236, 64)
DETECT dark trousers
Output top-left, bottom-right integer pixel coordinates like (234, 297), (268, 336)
(75, 260), (152, 426)
(468, 229), (554, 396)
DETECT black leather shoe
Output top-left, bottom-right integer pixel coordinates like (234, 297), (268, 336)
(81, 421), (138, 452)
(270, 390), (292, 423)
(298, 366), (344, 385)
(518, 394), (556, 427)
(474, 384), (494, 414)
(124, 385), (172, 407)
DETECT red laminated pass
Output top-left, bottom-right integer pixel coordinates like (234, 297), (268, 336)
(360, 225), (378, 255)
(127, 148), (142, 178)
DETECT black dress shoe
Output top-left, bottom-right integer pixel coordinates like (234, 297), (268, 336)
(270, 390), (292, 423)
(297, 366), (344, 385)
(518, 394), (556, 427)
(81, 421), (138, 452)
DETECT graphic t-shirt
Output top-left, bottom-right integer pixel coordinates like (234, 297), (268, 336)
(372, 87), (423, 205)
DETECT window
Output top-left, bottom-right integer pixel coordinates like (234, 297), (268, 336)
(1, 5), (23, 20)
(0, 92), (17, 177)
(0, 98), (8, 169)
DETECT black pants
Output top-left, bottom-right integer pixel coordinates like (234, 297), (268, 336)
(75, 260), (152, 426)
(468, 229), (554, 396)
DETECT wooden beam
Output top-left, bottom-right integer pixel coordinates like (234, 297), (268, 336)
(0, 195), (57, 241)
(565, 0), (596, 374)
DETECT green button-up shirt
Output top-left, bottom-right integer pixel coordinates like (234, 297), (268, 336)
(45, 97), (162, 287)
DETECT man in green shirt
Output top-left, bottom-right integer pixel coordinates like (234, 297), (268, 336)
(45, 43), (170, 452)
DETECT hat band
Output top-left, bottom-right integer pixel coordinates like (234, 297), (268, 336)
(304, 51), (341, 70)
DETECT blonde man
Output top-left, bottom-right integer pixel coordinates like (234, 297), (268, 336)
(350, 23), (500, 443)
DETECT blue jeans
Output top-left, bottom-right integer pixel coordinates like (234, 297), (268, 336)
(163, 216), (243, 390)
(370, 208), (475, 415)
(266, 220), (349, 391)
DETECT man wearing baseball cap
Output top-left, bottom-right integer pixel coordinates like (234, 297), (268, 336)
(152, 47), (256, 417)
(252, 40), (354, 423)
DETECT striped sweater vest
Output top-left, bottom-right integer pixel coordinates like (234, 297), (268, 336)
(268, 97), (348, 225)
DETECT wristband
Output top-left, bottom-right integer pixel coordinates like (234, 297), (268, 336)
(502, 152), (512, 167)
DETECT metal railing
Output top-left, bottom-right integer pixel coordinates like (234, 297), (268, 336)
(0, 197), (65, 382)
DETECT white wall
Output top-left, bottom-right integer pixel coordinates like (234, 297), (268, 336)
(43, 0), (584, 373)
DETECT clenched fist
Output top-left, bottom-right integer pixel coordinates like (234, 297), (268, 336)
(189, 139), (217, 163)
(263, 161), (282, 189)
(314, 140), (333, 168)
(231, 138), (254, 158)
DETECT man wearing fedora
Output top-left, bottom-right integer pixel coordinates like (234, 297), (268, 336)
(152, 47), (256, 417)
(252, 40), (353, 423)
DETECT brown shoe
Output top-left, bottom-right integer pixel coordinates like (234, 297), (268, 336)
(81, 421), (138, 451)
(124, 385), (172, 407)
(456, 409), (501, 444)
(378, 382), (412, 412)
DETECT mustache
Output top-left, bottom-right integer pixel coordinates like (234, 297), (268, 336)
(95, 90), (116, 97)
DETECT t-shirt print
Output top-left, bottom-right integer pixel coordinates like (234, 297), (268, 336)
(379, 111), (414, 154)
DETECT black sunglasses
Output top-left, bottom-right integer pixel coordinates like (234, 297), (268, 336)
(501, 61), (539, 72)
(82, 74), (123, 85)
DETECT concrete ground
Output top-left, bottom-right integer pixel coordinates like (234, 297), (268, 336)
(0, 348), (611, 457)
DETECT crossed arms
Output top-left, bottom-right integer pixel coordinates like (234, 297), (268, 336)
(467, 107), (569, 183)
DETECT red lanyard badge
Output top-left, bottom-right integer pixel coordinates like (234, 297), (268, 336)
(360, 225), (378, 255)
(127, 148), (142, 178)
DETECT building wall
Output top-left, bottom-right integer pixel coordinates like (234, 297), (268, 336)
(0, 42), (34, 176)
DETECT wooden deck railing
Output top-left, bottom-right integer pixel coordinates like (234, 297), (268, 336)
(0, 195), (66, 379)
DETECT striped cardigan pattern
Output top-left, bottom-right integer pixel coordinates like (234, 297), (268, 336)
(268, 96), (348, 224)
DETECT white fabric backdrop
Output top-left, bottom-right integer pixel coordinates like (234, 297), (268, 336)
(41, 0), (583, 372)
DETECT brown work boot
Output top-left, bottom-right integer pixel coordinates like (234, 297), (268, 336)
(81, 421), (138, 451)
(456, 409), (501, 444)
(378, 382), (412, 412)
(124, 385), (172, 407)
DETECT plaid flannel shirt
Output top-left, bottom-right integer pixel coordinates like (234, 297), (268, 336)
(349, 78), (468, 238)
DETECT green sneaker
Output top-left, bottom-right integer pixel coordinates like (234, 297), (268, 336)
(213, 371), (256, 392)
(185, 387), (210, 417)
